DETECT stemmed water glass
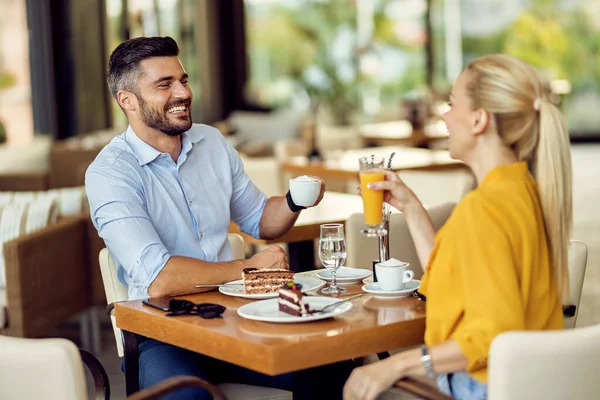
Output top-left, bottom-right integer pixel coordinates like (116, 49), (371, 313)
(318, 223), (347, 294)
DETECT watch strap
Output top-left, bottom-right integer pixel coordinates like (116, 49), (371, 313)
(420, 344), (435, 378)
(286, 190), (306, 213)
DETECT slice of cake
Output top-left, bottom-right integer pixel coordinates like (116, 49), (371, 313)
(278, 282), (312, 316)
(242, 268), (295, 294)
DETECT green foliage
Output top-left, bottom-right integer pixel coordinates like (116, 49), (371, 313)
(0, 71), (16, 90)
(0, 119), (6, 144)
(246, 0), (426, 126)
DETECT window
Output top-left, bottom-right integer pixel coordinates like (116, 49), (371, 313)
(435, 0), (600, 137)
(244, 0), (429, 125)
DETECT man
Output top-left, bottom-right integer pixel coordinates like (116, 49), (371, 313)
(86, 36), (328, 399)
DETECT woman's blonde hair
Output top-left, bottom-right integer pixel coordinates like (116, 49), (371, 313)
(466, 54), (572, 301)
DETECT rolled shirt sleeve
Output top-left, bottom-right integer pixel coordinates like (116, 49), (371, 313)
(226, 142), (267, 239)
(450, 203), (525, 373)
(86, 160), (171, 295)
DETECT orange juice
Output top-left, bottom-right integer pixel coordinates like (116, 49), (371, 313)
(360, 171), (385, 226)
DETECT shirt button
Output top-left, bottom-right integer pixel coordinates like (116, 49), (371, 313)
(200, 233), (204, 239)
(188, 200), (193, 205)
(162, 154), (168, 158)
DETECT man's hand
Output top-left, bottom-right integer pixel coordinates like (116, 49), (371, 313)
(306, 175), (326, 207)
(247, 245), (289, 270)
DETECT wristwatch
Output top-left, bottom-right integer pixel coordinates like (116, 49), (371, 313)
(420, 344), (436, 378)
(286, 190), (306, 213)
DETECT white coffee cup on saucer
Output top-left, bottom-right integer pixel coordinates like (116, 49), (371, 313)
(375, 258), (414, 291)
(289, 175), (321, 207)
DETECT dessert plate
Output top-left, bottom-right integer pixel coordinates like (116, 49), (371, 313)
(237, 296), (352, 323)
(361, 280), (420, 299)
(316, 267), (372, 285)
(219, 275), (323, 299)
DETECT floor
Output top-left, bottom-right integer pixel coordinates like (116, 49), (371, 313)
(86, 144), (599, 399)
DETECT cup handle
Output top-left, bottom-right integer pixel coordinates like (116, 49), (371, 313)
(403, 270), (414, 283)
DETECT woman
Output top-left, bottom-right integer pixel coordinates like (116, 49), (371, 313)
(344, 54), (572, 400)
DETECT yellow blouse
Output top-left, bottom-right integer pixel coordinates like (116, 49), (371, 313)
(420, 162), (563, 383)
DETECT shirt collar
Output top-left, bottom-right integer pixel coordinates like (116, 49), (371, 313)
(480, 161), (530, 187)
(125, 125), (204, 166)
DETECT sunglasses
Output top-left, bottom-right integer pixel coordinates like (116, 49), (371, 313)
(166, 299), (226, 319)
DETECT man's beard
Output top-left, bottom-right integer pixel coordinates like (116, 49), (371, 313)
(138, 96), (192, 137)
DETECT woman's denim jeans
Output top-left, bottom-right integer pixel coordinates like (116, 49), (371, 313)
(437, 372), (488, 400)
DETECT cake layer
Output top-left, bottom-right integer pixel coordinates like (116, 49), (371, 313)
(242, 268), (295, 294)
(278, 282), (312, 316)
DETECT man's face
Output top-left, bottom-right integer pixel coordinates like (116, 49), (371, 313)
(133, 56), (193, 137)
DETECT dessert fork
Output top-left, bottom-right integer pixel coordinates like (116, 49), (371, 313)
(311, 293), (364, 314)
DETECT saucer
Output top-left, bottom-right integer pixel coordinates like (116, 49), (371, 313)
(316, 267), (372, 285)
(361, 280), (420, 299)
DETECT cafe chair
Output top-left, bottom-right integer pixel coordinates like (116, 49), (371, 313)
(564, 240), (587, 329)
(0, 335), (227, 400)
(345, 202), (456, 278)
(99, 234), (292, 399)
(390, 322), (600, 400)
(397, 170), (476, 208)
(487, 322), (600, 399)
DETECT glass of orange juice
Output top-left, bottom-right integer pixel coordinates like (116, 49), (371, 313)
(359, 156), (388, 237)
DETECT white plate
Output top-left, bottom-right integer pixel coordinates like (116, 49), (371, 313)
(237, 296), (352, 323)
(361, 280), (420, 299)
(316, 267), (372, 285)
(219, 275), (323, 299)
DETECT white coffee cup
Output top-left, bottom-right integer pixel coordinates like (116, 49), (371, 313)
(375, 258), (414, 291)
(289, 176), (321, 207)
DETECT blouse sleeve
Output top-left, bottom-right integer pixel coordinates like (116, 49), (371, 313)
(450, 201), (526, 373)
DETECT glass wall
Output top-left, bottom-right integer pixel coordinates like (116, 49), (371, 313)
(435, 0), (600, 137)
(244, 0), (429, 125)
(0, 0), (34, 144)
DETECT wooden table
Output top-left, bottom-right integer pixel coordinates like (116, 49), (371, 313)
(359, 120), (449, 148)
(230, 192), (373, 272)
(281, 146), (464, 182)
(115, 275), (426, 398)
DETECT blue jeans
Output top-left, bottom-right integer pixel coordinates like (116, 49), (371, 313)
(437, 373), (488, 400)
(136, 337), (293, 400)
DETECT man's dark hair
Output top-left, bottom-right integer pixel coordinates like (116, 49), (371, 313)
(107, 36), (179, 99)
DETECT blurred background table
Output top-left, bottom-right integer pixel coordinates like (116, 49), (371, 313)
(358, 120), (449, 148)
(281, 146), (465, 182)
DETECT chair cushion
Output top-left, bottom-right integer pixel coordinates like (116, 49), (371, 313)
(217, 383), (292, 400)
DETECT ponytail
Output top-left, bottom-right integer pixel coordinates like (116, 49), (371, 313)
(467, 54), (573, 302)
(534, 101), (572, 302)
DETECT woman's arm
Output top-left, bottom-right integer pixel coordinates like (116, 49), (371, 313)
(367, 171), (436, 269)
(343, 340), (468, 400)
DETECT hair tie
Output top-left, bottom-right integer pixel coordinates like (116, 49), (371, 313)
(533, 98), (542, 112)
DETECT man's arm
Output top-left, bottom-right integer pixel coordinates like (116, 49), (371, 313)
(86, 161), (287, 298)
(258, 196), (300, 240)
(149, 245), (288, 297)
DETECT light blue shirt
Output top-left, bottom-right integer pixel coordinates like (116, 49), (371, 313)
(85, 124), (267, 300)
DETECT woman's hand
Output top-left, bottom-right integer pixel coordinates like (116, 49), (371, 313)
(343, 358), (403, 400)
(365, 170), (420, 213)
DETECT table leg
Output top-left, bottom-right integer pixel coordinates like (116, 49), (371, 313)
(122, 330), (140, 395)
(292, 360), (355, 400)
(288, 240), (316, 273)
